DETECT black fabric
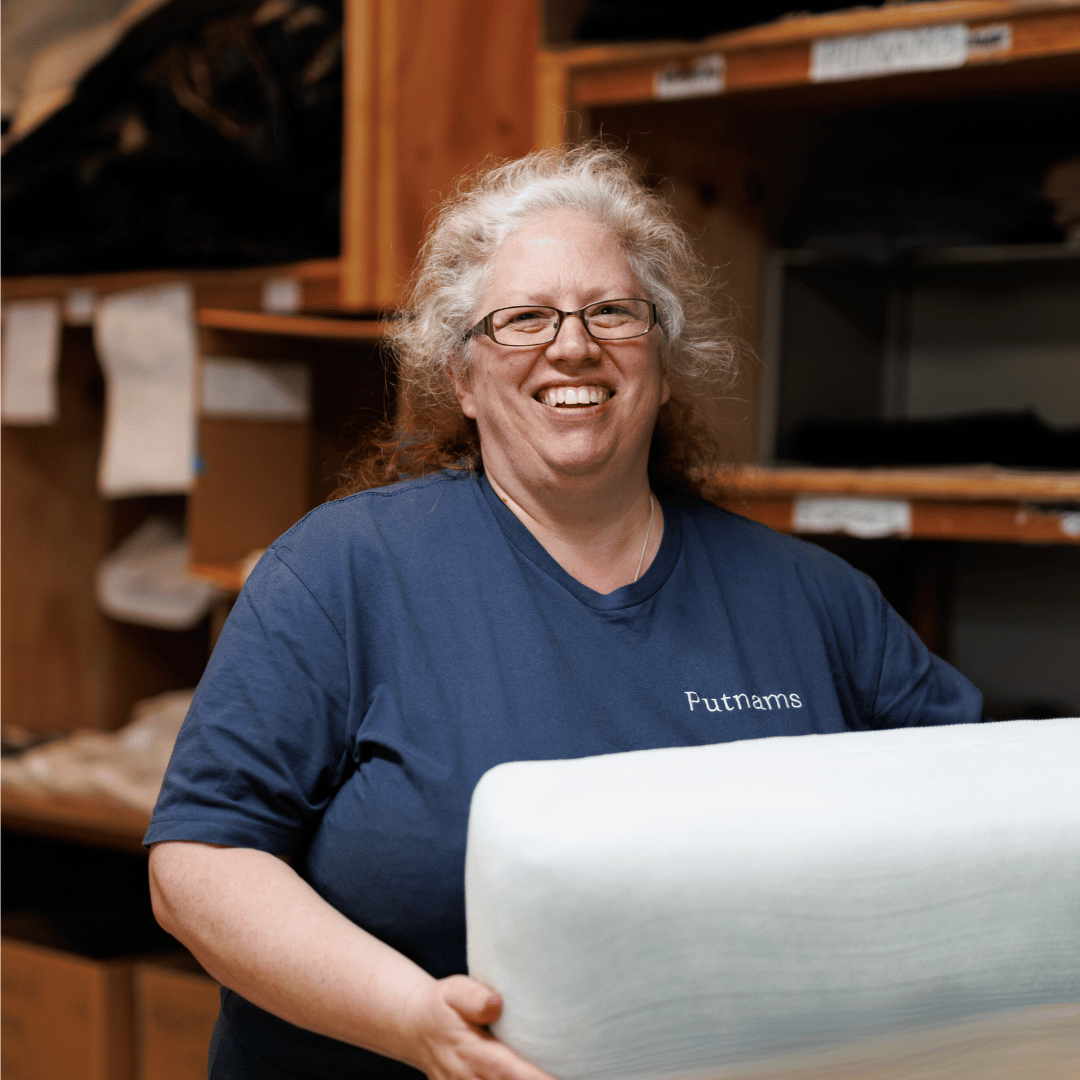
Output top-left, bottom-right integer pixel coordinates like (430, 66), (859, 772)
(2, 0), (342, 273)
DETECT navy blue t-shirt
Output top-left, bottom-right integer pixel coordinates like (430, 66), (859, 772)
(147, 470), (983, 1077)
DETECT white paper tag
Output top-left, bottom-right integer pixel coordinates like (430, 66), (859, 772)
(966, 23), (1012, 58)
(63, 287), (97, 326)
(1057, 512), (1080, 539)
(201, 357), (310, 421)
(95, 282), (198, 496)
(793, 496), (912, 538)
(654, 54), (725, 100)
(261, 277), (303, 314)
(1, 298), (63, 425)
(810, 23), (968, 82)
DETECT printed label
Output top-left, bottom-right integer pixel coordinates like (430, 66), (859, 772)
(793, 496), (912, 539)
(654, 54), (725, 100)
(810, 23), (967, 82)
(261, 276), (303, 314)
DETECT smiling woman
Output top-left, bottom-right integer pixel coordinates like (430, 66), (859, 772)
(334, 143), (735, 505)
(145, 143), (987, 1080)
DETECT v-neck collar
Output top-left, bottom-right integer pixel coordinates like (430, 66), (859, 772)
(478, 473), (681, 611)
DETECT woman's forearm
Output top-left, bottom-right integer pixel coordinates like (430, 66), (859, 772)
(148, 841), (436, 1067)
(148, 841), (555, 1080)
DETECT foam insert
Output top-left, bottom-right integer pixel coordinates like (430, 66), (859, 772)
(465, 720), (1080, 1080)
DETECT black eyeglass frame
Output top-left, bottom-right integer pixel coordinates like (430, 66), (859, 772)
(467, 299), (659, 347)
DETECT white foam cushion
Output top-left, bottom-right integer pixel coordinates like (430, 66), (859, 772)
(465, 720), (1080, 1080)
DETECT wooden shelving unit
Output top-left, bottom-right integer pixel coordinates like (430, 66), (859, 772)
(5, 0), (1079, 851)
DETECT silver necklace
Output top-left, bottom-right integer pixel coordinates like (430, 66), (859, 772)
(633, 494), (655, 583)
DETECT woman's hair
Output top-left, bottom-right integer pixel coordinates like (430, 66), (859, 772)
(334, 141), (739, 499)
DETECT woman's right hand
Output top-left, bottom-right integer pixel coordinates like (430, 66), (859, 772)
(403, 975), (557, 1080)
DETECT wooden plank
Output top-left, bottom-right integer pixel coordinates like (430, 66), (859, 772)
(196, 309), (387, 339)
(341, 0), (380, 308)
(710, 0), (1080, 48)
(388, 0), (538, 304)
(1, 784), (149, 853)
(537, 49), (573, 148)
(187, 419), (311, 566)
(2, 259), (341, 308)
(342, 0), (539, 308)
(727, 466), (1080, 501)
(188, 563), (246, 594)
(135, 963), (221, 1080)
(732, 494), (1080, 543)
(375, 0), (400, 306)
(1, 938), (137, 1080)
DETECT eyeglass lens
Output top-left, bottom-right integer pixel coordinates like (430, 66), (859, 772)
(489, 299), (652, 345)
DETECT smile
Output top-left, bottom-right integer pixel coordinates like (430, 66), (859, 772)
(537, 385), (611, 408)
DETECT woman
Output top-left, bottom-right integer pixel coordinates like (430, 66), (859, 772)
(147, 144), (984, 1080)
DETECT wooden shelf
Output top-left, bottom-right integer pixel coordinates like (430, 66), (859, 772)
(196, 308), (388, 339)
(1, 783), (150, 855)
(1, 258), (342, 311)
(726, 466), (1080, 543)
(729, 465), (1080, 501)
(539, 0), (1080, 125)
(189, 561), (247, 594)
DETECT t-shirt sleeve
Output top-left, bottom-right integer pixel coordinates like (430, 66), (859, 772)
(144, 548), (354, 854)
(831, 561), (985, 730)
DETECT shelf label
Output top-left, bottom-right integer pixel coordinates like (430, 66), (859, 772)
(262, 276), (302, 314)
(810, 23), (968, 82)
(654, 54), (725, 100)
(64, 287), (96, 326)
(793, 496), (912, 539)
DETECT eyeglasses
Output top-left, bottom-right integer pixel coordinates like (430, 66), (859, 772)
(468, 299), (658, 347)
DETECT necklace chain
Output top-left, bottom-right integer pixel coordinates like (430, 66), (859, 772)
(633, 494), (655, 583)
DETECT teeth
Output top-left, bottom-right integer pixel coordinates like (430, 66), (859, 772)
(539, 386), (610, 408)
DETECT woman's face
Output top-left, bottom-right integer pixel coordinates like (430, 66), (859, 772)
(454, 210), (669, 495)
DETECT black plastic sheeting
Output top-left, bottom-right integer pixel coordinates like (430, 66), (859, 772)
(789, 411), (1080, 470)
(773, 92), (1079, 256)
(3, 0), (343, 274)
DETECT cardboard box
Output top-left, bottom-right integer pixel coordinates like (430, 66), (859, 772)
(135, 960), (221, 1080)
(1, 936), (135, 1080)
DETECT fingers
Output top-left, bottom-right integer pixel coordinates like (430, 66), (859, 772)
(441, 975), (503, 1027)
(416, 976), (558, 1080)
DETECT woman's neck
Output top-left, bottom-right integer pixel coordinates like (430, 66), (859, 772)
(483, 465), (663, 595)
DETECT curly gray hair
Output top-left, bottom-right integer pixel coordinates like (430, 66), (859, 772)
(388, 141), (736, 406)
